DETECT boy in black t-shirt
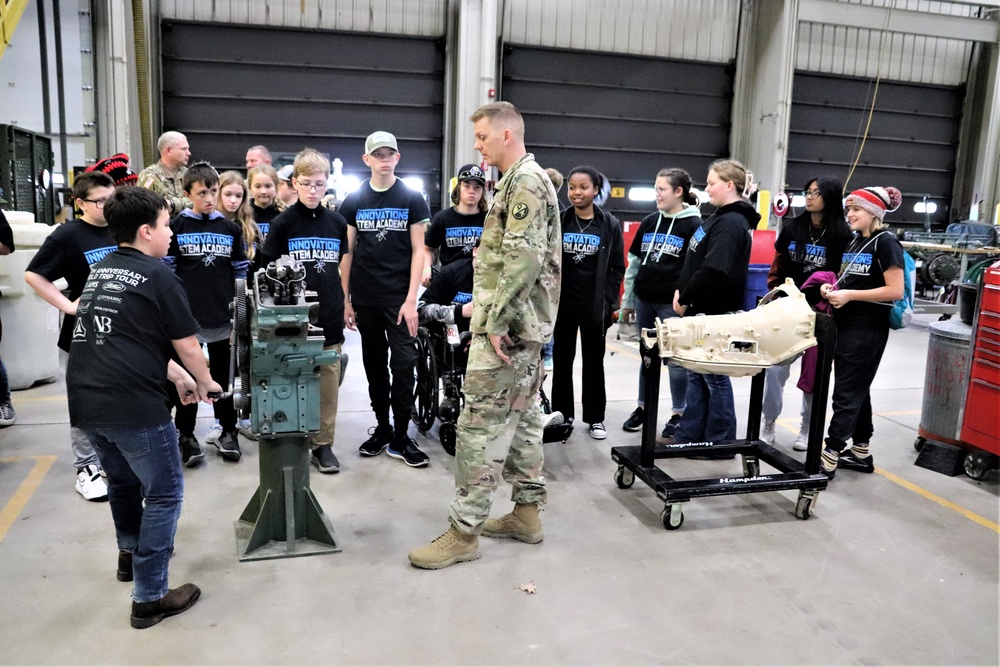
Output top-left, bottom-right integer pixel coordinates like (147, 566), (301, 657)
(68, 186), (220, 628)
(25, 171), (119, 501)
(165, 162), (249, 464)
(262, 148), (349, 474)
(340, 131), (432, 468)
(422, 164), (487, 284)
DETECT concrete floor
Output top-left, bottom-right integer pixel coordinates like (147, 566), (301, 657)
(0, 314), (997, 665)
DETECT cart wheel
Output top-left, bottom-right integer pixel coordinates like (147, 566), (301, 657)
(964, 452), (994, 481)
(661, 504), (684, 530)
(614, 466), (635, 489)
(742, 456), (760, 478)
(439, 423), (456, 457)
(914, 437), (926, 452)
(795, 492), (817, 520)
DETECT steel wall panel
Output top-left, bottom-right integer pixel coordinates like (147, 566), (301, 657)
(502, 44), (733, 221)
(161, 21), (445, 203)
(787, 71), (962, 226)
(160, 0), (447, 36)
(503, 0), (739, 63)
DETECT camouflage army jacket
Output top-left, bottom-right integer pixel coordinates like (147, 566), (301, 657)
(137, 161), (190, 214)
(470, 152), (561, 343)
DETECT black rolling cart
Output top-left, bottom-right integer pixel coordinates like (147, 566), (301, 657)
(610, 313), (836, 530)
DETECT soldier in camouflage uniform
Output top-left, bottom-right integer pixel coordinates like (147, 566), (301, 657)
(137, 131), (192, 215)
(409, 101), (561, 570)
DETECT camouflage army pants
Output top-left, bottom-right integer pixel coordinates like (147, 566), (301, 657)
(448, 333), (545, 534)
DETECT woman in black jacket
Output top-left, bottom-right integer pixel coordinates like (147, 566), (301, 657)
(673, 159), (760, 452)
(551, 165), (625, 439)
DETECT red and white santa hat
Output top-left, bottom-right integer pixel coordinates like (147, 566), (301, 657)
(844, 186), (902, 221)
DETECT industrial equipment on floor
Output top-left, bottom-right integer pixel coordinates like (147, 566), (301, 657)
(228, 257), (341, 560)
(611, 283), (832, 529)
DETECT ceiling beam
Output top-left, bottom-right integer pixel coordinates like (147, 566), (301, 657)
(799, 0), (999, 43)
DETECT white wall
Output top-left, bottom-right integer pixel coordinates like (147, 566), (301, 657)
(0, 0), (90, 180)
(159, 0), (448, 35)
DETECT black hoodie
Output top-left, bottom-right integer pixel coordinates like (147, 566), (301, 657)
(677, 200), (760, 316)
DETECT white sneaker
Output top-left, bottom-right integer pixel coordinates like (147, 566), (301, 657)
(0, 399), (15, 426)
(793, 421), (810, 451)
(205, 421), (223, 445)
(542, 411), (564, 428)
(237, 418), (258, 441)
(588, 422), (608, 440)
(761, 419), (776, 446)
(76, 464), (108, 502)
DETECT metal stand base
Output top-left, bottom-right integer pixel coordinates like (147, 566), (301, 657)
(611, 314), (836, 530)
(236, 435), (341, 561)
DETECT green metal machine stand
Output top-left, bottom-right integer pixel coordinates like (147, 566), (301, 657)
(229, 258), (341, 561)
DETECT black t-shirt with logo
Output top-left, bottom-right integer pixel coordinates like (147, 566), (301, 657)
(424, 207), (486, 267)
(560, 211), (602, 309)
(26, 218), (117, 351)
(774, 218), (849, 288)
(262, 201), (350, 345)
(339, 179), (430, 307)
(629, 210), (701, 304)
(67, 247), (199, 427)
(166, 210), (249, 328)
(836, 231), (905, 329)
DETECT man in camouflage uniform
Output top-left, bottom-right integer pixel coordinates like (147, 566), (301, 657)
(409, 101), (561, 570)
(137, 131), (191, 214)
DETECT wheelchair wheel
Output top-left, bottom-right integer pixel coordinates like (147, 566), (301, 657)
(439, 423), (457, 456)
(412, 328), (438, 433)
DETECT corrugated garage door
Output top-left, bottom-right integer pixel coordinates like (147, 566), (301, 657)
(160, 20), (446, 208)
(501, 44), (734, 222)
(787, 72), (962, 228)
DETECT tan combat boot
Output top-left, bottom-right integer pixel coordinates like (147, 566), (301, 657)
(408, 526), (480, 569)
(482, 503), (543, 544)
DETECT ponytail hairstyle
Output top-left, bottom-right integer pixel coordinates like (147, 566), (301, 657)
(218, 170), (259, 260)
(656, 167), (699, 206)
(708, 159), (758, 201)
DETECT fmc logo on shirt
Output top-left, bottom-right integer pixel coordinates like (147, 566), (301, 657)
(84, 246), (116, 266)
(356, 208), (410, 241)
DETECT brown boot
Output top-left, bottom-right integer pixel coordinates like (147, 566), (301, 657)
(482, 503), (543, 544)
(408, 526), (480, 570)
(130, 583), (201, 629)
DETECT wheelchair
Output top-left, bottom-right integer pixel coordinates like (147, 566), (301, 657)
(412, 322), (469, 455)
(413, 325), (573, 453)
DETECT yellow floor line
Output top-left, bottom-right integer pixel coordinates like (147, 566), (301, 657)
(875, 466), (1000, 534)
(10, 395), (67, 402)
(0, 455), (58, 543)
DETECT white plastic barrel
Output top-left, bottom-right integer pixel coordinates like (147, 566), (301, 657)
(0, 212), (62, 389)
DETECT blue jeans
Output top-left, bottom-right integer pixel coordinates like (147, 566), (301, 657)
(0, 355), (9, 402)
(635, 298), (687, 414)
(675, 372), (737, 443)
(81, 422), (184, 603)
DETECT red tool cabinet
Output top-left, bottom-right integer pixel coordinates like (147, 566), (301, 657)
(960, 261), (1000, 462)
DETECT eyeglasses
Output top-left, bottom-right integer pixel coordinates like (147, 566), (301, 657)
(296, 181), (327, 191)
(803, 189), (822, 198)
(654, 187), (674, 195)
(80, 197), (110, 207)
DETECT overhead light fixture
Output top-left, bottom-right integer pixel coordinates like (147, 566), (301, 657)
(402, 177), (424, 193)
(340, 175), (362, 197)
(628, 187), (656, 202)
(791, 195), (806, 208)
(914, 201), (938, 214)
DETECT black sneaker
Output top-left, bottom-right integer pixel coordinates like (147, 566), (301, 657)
(622, 406), (644, 432)
(838, 451), (874, 473)
(179, 435), (205, 468)
(386, 436), (430, 468)
(359, 424), (393, 457)
(215, 431), (241, 463)
(311, 444), (340, 473)
(661, 414), (682, 438)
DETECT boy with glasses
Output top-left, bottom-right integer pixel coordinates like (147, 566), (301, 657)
(340, 131), (432, 468)
(25, 171), (120, 501)
(262, 148), (349, 473)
